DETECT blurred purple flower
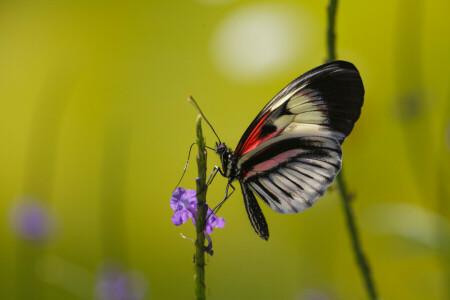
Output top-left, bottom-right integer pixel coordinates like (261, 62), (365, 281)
(10, 199), (53, 242)
(296, 289), (333, 300)
(170, 187), (225, 234)
(96, 265), (147, 300)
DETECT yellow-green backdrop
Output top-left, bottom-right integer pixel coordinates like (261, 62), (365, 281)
(0, 0), (449, 299)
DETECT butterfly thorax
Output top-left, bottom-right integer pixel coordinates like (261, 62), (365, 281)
(215, 142), (239, 181)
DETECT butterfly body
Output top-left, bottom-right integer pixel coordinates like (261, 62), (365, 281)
(214, 61), (364, 241)
(215, 143), (237, 180)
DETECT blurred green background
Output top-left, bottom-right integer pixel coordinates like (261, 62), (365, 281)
(0, 0), (449, 299)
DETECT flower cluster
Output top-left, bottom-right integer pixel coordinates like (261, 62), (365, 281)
(170, 187), (225, 234)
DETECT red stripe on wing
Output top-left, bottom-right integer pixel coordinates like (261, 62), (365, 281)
(233, 112), (278, 157)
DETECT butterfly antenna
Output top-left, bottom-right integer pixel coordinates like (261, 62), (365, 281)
(188, 95), (222, 144)
(174, 142), (197, 190)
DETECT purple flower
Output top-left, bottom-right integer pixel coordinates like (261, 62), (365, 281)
(10, 199), (54, 242)
(96, 264), (147, 300)
(170, 187), (197, 226)
(205, 206), (226, 234)
(170, 187), (225, 234)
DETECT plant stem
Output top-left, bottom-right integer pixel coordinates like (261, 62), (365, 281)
(336, 170), (378, 300)
(326, 0), (338, 62)
(326, 1), (378, 299)
(194, 115), (207, 300)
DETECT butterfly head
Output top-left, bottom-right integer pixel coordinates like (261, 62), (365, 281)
(214, 142), (228, 155)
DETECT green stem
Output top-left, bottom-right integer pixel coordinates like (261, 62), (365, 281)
(326, 0), (338, 62)
(336, 171), (378, 300)
(326, 1), (378, 299)
(194, 115), (207, 300)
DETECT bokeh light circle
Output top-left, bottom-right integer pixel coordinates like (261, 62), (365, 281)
(196, 0), (235, 5)
(211, 3), (313, 82)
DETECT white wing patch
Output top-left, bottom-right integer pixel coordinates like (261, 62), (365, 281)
(279, 88), (347, 142)
(282, 123), (346, 142)
(268, 83), (308, 112)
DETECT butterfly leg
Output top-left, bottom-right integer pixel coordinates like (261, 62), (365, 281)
(224, 181), (236, 201)
(211, 181), (235, 216)
(202, 181), (236, 230)
(191, 166), (224, 202)
(206, 165), (224, 186)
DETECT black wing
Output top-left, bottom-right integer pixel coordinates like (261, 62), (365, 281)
(234, 61), (364, 239)
(240, 180), (269, 240)
(241, 136), (342, 215)
(233, 61), (364, 158)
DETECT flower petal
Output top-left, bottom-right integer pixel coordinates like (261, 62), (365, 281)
(204, 233), (213, 256)
(205, 224), (213, 234)
(170, 187), (186, 211)
(171, 210), (189, 226)
(182, 189), (197, 209)
(214, 217), (226, 228)
(203, 207), (226, 233)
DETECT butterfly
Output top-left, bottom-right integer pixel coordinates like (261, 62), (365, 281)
(205, 60), (364, 240)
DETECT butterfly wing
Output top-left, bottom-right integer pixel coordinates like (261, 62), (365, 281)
(233, 60), (364, 159)
(234, 61), (363, 238)
(240, 180), (269, 240)
(240, 136), (342, 215)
